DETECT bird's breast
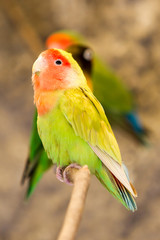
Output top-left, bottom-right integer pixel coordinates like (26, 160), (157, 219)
(35, 90), (63, 116)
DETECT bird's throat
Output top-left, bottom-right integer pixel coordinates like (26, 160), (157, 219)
(34, 90), (62, 116)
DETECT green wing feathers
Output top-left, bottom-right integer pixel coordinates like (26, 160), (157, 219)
(96, 166), (137, 211)
(22, 110), (52, 198)
(22, 151), (52, 198)
(60, 87), (121, 164)
(91, 56), (133, 113)
(60, 87), (137, 211)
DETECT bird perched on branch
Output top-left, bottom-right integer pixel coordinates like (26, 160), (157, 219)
(22, 44), (93, 198)
(22, 30), (144, 199)
(31, 48), (137, 211)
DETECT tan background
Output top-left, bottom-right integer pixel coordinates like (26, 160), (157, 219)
(0, 0), (160, 239)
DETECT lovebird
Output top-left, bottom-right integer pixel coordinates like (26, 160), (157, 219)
(31, 48), (137, 211)
(22, 30), (145, 198)
(22, 45), (93, 198)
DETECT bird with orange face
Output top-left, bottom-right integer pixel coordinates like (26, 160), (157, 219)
(22, 35), (94, 198)
(22, 31), (142, 200)
(31, 48), (137, 211)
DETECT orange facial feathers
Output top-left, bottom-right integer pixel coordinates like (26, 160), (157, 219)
(42, 49), (71, 68)
(32, 49), (76, 115)
(32, 48), (88, 115)
(32, 49), (71, 91)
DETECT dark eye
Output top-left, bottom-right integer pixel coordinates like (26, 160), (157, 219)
(54, 59), (63, 65)
(83, 48), (93, 61)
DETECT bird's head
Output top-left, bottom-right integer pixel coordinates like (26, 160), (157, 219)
(32, 48), (86, 92)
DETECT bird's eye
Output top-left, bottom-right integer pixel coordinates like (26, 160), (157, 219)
(83, 49), (93, 61)
(54, 59), (63, 66)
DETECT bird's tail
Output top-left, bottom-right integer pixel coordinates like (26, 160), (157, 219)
(21, 150), (52, 199)
(125, 111), (148, 144)
(95, 165), (137, 211)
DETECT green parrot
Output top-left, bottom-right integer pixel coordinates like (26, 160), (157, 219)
(22, 45), (93, 198)
(22, 30), (144, 198)
(31, 48), (137, 211)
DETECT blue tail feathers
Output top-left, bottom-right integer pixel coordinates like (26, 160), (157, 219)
(125, 111), (148, 143)
(125, 111), (145, 133)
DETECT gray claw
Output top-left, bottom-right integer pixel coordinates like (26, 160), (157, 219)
(56, 166), (64, 182)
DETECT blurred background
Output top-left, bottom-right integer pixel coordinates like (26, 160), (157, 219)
(0, 0), (160, 239)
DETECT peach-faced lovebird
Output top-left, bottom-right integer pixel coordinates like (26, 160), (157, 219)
(22, 30), (144, 198)
(22, 45), (93, 198)
(31, 48), (137, 211)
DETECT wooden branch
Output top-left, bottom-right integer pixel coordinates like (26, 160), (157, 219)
(57, 165), (91, 240)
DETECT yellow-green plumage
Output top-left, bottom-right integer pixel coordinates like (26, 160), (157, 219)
(34, 49), (137, 211)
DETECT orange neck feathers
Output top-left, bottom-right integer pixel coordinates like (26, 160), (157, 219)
(34, 90), (61, 116)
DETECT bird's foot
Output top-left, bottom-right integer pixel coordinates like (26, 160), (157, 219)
(56, 166), (65, 182)
(55, 164), (81, 185)
(63, 163), (81, 185)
